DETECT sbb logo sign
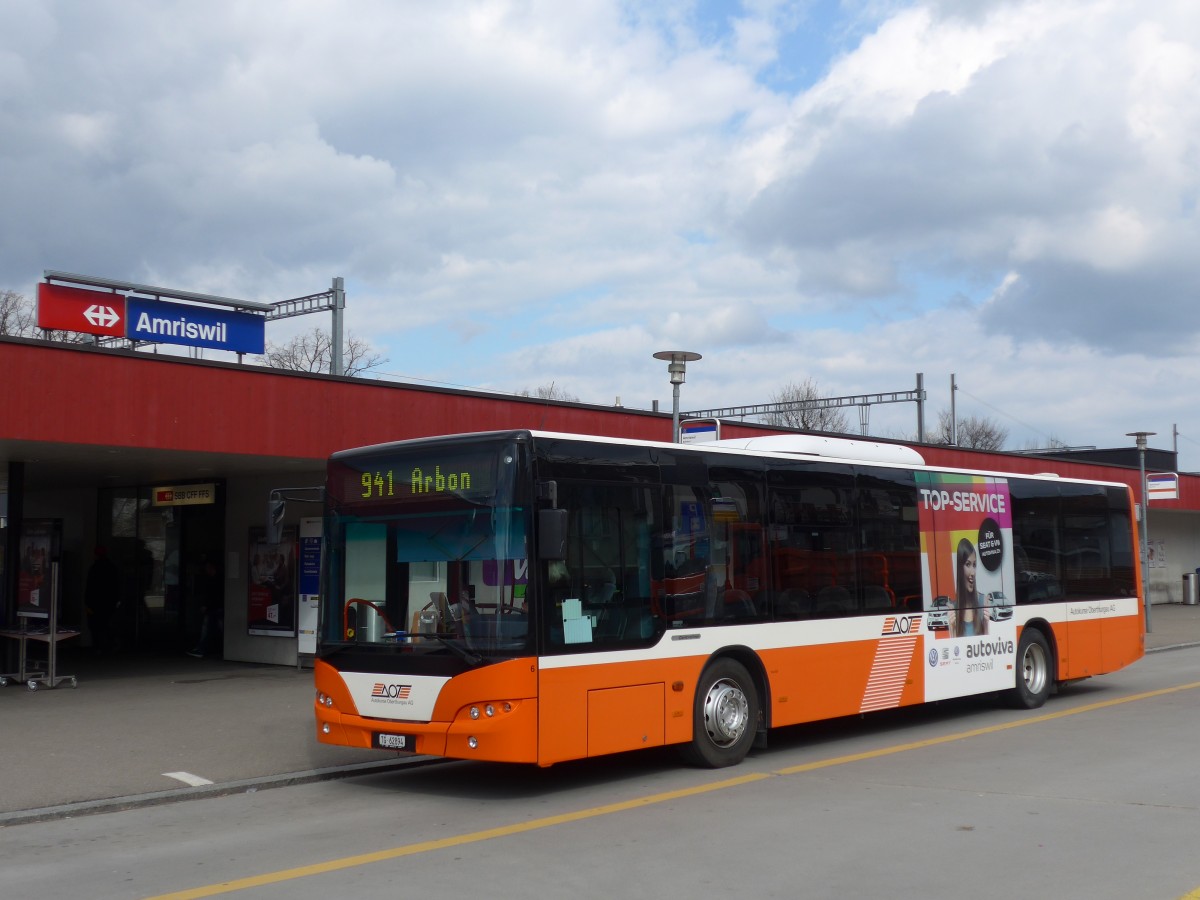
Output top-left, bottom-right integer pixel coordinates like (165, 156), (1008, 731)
(37, 283), (126, 337)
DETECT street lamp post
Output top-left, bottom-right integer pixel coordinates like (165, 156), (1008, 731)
(653, 350), (702, 443)
(1127, 431), (1155, 633)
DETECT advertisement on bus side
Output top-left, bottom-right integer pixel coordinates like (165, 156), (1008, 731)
(917, 473), (1018, 701)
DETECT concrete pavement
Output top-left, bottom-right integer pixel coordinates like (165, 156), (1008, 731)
(0, 651), (426, 826)
(2, 602), (1199, 826)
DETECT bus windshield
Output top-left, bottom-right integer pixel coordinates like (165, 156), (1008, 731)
(321, 436), (531, 659)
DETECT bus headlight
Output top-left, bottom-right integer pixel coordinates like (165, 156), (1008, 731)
(464, 701), (516, 723)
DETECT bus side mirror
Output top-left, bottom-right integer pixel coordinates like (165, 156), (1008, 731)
(539, 508), (568, 560)
(266, 497), (285, 545)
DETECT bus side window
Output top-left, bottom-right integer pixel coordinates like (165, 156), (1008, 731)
(547, 482), (661, 649)
(1010, 481), (1064, 603)
(856, 468), (921, 614)
(767, 464), (857, 618)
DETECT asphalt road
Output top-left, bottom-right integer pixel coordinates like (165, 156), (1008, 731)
(5, 644), (1200, 900)
(5, 604), (1197, 823)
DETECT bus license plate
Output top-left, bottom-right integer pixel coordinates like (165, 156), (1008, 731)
(374, 733), (416, 751)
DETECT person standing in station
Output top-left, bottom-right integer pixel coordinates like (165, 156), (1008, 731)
(187, 556), (224, 658)
(85, 545), (121, 654)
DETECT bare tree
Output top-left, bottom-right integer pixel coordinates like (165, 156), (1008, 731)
(761, 378), (851, 433)
(0, 289), (92, 343)
(933, 409), (1009, 450)
(1019, 436), (1069, 452)
(0, 289), (36, 336)
(518, 381), (580, 402)
(258, 326), (386, 376)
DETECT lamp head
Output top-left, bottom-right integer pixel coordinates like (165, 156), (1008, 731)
(1126, 431), (1156, 450)
(653, 350), (702, 385)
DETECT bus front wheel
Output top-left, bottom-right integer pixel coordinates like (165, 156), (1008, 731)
(681, 658), (758, 768)
(1009, 628), (1052, 709)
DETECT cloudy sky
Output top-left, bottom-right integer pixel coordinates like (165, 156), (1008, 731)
(3, 0), (1199, 466)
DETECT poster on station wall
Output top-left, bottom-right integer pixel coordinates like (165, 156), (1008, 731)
(17, 519), (62, 619)
(247, 526), (297, 637)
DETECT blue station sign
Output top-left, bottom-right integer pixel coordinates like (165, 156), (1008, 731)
(126, 296), (266, 354)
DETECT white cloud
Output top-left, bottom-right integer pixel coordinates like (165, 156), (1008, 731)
(738, 1), (1200, 352)
(3, 0), (1200, 467)
(1012, 205), (1156, 271)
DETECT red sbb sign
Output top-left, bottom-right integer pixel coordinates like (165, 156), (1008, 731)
(37, 282), (126, 336)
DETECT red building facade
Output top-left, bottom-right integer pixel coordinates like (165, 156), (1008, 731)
(1, 337), (1194, 668)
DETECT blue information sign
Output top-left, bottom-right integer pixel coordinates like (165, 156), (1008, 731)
(299, 534), (322, 596)
(126, 296), (265, 354)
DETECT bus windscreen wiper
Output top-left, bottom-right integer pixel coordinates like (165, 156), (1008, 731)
(433, 635), (485, 667)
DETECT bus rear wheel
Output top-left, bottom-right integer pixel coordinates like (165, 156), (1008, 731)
(1008, 628), (1052, 709)
(681, 658), (758, 768)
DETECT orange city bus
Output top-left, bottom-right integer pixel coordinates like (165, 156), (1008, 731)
(313, 430), (1144, 768)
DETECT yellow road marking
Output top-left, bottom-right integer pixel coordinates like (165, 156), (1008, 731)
(146, 680), (1200, 899)
(145, 773), (771, 899)
(777, 680), (1200, 775)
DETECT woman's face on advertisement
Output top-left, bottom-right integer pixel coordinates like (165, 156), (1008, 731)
(964, 551), (977, 594)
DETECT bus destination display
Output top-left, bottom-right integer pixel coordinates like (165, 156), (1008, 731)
(342, 453), (497, 505)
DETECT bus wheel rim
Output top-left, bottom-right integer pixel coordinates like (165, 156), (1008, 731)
(1022, 643), (1047, 694)
(703, 679), (749, 747)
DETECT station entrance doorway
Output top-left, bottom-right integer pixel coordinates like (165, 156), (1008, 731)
(95, 483), (225, 656)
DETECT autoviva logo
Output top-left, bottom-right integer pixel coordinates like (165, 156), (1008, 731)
(965, 638), (1015, 659)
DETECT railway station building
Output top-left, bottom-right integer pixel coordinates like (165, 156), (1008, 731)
(2, 335), (1197, 672)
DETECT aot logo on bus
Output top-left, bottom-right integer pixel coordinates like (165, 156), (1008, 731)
(882, 615), (922, 636)
(371, 683), (412, 700)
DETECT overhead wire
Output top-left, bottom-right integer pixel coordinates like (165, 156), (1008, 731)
(953, 385), (1059, 445)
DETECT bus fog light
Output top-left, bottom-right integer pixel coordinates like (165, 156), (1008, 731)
(469, 706), (481, 720)
(322, 723), (331, 734)
(468, 736), (478, 749)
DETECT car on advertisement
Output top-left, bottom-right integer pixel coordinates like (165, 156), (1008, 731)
(927, 596), (951, 631)
(986, 590), (1013, 621)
